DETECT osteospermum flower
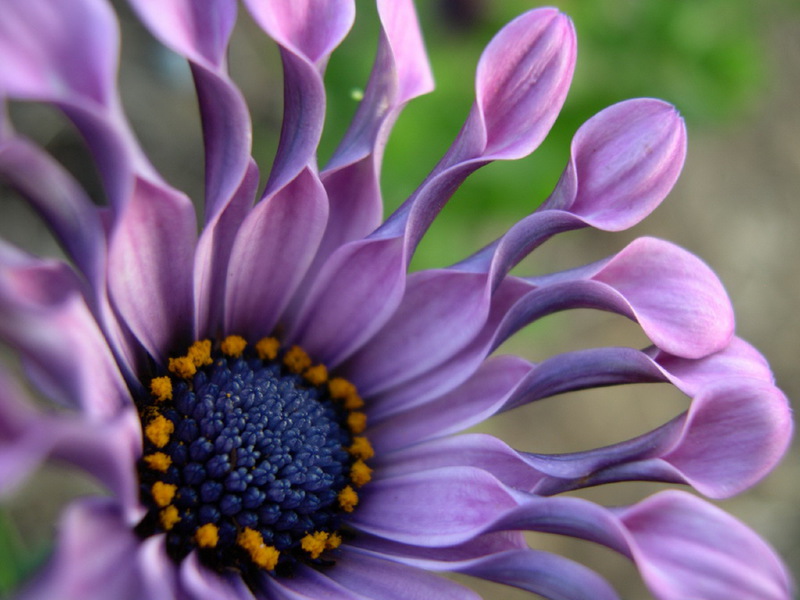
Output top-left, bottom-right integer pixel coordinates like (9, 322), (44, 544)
(0, 0), (793, 598)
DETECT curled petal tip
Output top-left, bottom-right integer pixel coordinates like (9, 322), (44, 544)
(475, 8), (576, 159)
(547, 98), (687, 230)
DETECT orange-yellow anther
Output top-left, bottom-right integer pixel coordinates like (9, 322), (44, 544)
(347, 411), (367, 435)
(329, 377), (357, 400)
(255, 337), (280, 360)
(348, 436), (374, 460)
(149, 376), (173, 402)
(195, 523), (220, 548)
(350, 459), (373, 487)
(237, 527), (280, 570)
(283, 346), (312, 373)
(168, 356), (196, 379)
(338, 486), (359, 513)
(151, 481), (177, 507)
(187, 339), (213, 367)
(326, 532), (342, 550)
(143, 452), (172, 472)
(221, 335), (247, 358)
(300, 531), (329, 559)
(159, 505), (180, 531)
(303, 364), (328, 386)
(145, 414), (175, 448)
(343, 392), (365, 411)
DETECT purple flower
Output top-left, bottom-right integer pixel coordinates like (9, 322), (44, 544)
(0, 0), (793, 599)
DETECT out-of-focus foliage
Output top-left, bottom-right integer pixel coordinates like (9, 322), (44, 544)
(322, 0), (774, 270)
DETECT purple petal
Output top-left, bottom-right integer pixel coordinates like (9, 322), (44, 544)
(619, 491), (793, 600)
(541, 98), (687, 230)
(326, 548), (483, 600)
(108, 178), (197, 360)
(368, 355), (533, 447)
(225, 168), (328, 338)
(288, 236), (405, 365)
(193, 160), (259, 338)
(243, 0), (354, 196)
(376, 433), (546, 492)
(507, 237), (735, 359)
(454, 549), (620, 600)
(0, 245), (130, 417)
(662, 379), (792, 497)
(126, 0), (236, 67)
(343, 269), (489, 395)
(0, 135), (105, 287)
(474, 8), (576, 159)
(263, 564), (365, 600)
(350, 467), (521, 546)
(16, 498), (152, 600)
(180, 552), (255, 600)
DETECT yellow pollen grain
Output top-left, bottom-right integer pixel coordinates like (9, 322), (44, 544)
(151, 481), (177, 508)
(329, 377), (356, 400)
(159, 505), (181, 531)
(348, 436), (374, 460)
(300, 531), (329, 559)
(255, 337), (280, 360)
(143, 452), (172, 472)
(187, 339), (213, 367)
(168, 356), (196, 379)
(145, 414), (175, 448)
(338, 486), (359, 513)
(149, 376), (173, 402)
(283, 346), (312, 373)
(237, 527), (280, 570)
(347, 411), (367, 435)
(350, 459), (373, 487)
(195, 523), (220, 548)
(326, 532), (342, 550)
(303, 364), (328, 386)
(343, 391), (364, 411)
(221, 335), (247, 357)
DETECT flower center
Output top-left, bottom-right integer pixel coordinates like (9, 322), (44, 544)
(134, 336), (373, 577)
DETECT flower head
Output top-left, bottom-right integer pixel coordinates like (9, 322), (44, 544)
(0, 1), (793, 599)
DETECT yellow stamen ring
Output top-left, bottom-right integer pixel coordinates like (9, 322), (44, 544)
(151, 481), (177, 508)
(237, 527), (280, 570)
(159, 505), (181, 531)
(168, 356), (196, 379)
(221, 335), (247, 358)
(149, 376), (173, 402)
(195, 523), (220, 548)
(300, 531), (329, 559)
(255, 337), (280, 360)
(143, 452), (172, 472)
(283, 345), (312, 373)
(338, 486), (359, 513)
(145, 414), (174, 448)
(347, 411), (367, 435)
(348, 436), (374, 460)
(187, 339), (213, 367)
(303, 364), (328, 385)
(350, 459), (373, 487)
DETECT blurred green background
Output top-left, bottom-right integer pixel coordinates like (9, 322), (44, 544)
(2, 0), (798, 597)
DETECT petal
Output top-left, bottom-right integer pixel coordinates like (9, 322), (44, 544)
(108, 178), (197, 360)
(343, 270), (489, 395)
(225, 168), (328, 338)
(541, 99), (686, 230)
(243, 0), (354, 195)
(263, 564), (367, 600)
(454, 549), (620, 600)
(180, 552), (255, 600)
(350, 467), (521, 547)
(0, 245), (130, 417)
(662, 379), (792, 497)
(474, 9), (576, 159)
(619, 491), (793, 600)
(16, 498), (151, 600)
(327, 548), (482, 600)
